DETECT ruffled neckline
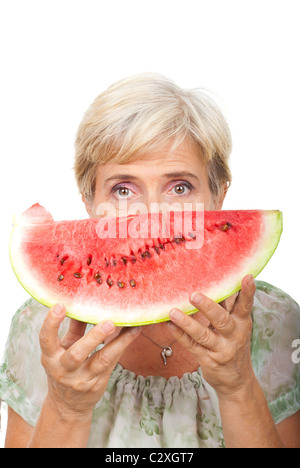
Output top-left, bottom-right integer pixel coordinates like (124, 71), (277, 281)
(111, 362), (205, 390)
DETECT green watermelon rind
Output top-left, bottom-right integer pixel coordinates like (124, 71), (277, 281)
(9, 210), (283, 326)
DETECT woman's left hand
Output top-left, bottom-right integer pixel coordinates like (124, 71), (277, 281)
(168, 274), (257, 399)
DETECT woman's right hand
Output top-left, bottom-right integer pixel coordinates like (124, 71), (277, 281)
(39, 303), (141, 422)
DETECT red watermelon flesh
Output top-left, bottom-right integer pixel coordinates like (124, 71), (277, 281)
(9, 204), (282, 325)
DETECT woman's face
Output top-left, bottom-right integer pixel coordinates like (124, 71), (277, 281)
(85, 139), (227, 217)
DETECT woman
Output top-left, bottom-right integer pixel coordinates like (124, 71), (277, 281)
(1, 74), (300, 448)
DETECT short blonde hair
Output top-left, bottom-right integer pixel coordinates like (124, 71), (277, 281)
(74, 73), (232, 200)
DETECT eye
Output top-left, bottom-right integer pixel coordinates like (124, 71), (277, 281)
(170, 182), (193, 196)
(118, 187), (130, 197)
(112, 185), (136, 199)
(173, 184), (186, 195)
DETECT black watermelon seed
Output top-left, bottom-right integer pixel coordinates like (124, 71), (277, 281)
(154, 246), (160, 255)
(117, 281), (125, 289)
(121, 257), (128, 265)
(94, 272), (101, 280)
(58, 275), (64, 282)
(159, 244), (165, 250)
(129, 279), (136, 288)
(60, 256), (68, 266)
(87, 256), (92, 266)
(221, 222), (232, 231)
(74, 272), (82, 279)
(107, 278), (114, 287)
(145, 251), (151, 258)
(96, 277), (103, 284)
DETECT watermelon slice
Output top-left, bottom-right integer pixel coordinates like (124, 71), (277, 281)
(9, 204), (283, 326)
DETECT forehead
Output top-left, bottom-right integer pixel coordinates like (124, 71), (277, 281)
(96, 140), (208, 184)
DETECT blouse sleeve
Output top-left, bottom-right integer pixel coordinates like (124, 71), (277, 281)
(0, 298), (69, 426)
(251, 281), (300, 424)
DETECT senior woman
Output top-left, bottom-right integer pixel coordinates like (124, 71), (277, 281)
(1, 74), (300, 448)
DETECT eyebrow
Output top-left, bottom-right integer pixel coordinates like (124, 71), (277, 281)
(163, 171), (199, 181)
(104, 171), (199, 186)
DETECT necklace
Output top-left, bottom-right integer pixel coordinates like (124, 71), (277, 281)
(141, 332), (177, 365)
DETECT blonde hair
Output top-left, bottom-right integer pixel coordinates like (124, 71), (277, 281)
(74, 73), (232, 201)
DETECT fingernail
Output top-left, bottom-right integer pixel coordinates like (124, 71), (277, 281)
(100, 321), (115, 334)
(190, 292), (202, 304)
(246, 274), (254, 287)
(53, 304), (64, 316)
(170, 308), (183, 321)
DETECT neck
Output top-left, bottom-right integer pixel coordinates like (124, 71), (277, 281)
(118, 322), (200, 379)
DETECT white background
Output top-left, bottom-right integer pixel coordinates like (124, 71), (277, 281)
(0, 0), (299, 446)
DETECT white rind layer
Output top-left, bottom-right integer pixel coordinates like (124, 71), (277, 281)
(10, 210), (283, 326)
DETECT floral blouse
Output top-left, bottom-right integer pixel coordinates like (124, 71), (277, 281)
(0, 281), (299, 448)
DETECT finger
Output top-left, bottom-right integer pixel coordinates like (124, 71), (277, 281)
(219, 292), (239, 314)
(232, 275), (256, 319)
(189, 292), (235, 336)
(39, 304), (66, 357)
(103, 326), (125, 345)
(60, 320), (116, 371)
(88, 327), (141, 377)
(168, 308), (219, 351)
(61, 319), (88, 349)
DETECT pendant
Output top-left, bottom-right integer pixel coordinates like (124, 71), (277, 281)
(161, 346), (173, 365)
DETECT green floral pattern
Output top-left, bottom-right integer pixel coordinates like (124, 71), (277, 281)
(0, 281), (299, 448)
